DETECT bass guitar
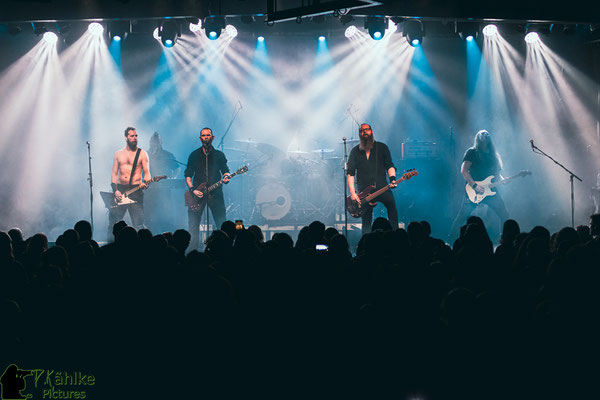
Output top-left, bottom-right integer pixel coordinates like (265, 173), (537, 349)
(185, 166), (249, 211)
(346, 169), (419, 218)
(100, 175), (167, 209)
(466, 170), (532, 204)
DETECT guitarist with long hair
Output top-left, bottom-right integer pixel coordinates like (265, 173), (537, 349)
(347, 123), (398, 234)
(450, 129), (509, 240)
(185, 127), (231, 250)
(108, 127), (151, 239)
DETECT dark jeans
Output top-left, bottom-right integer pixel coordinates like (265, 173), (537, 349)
(188, 191), (227, 250)
(107, 201), (144, 241)
(361, 190), (399, 234)
(450, 191), (509, 240)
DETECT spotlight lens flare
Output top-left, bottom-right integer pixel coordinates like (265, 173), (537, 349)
(411, 38), (420, 46)
(88, 22), (104, 35)
(164, 39), (174, 47)
(466, 35), (474, 41)
(189, 20), (202, 32)
(43, 31), (58, 44)
(209, 30), (217, 39)
(482, 24), (498, 36)
(258, 36), (265, 42)
(373, 31), (382, 39)
(113, 35), (122, 42)
(225, 24), (238, 38)
(345, 25), (357, 38)
(525, 32), (539, 44)
(319, 35), (325, 41)
(153, 27), (160, 40)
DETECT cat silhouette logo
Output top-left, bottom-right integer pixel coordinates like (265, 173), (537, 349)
(0, 365), (32, 400)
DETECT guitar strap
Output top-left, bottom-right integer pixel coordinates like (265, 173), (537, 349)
(128, 148), (142, 187)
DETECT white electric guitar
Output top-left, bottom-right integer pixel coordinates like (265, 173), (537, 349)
(466, 170), (531, 204)
(100, 175), (166, 209)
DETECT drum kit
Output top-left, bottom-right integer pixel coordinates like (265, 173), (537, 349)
(224, 138), (355, 224)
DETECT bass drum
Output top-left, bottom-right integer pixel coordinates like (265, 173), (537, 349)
(255, 182), (292, 221)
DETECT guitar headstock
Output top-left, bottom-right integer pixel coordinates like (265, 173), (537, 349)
(236, 165), (249, 175)
(401, 168), (419, 181)
(153, 175), (167, 182)
(519, 170), (532, 177)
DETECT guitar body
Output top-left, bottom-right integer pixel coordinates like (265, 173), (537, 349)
(466, 175), (497, 204)
(101, 175), (167, 209)
(346, 185), (377, 218)
(185, 182), (209, 212)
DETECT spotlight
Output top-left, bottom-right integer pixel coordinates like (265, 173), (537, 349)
(189, 19), (202, 32)
(404, 19), (424, 47)
(258, 36), (265, 42)
(159, 20), (180, 47)
(482, 24), (498, 37)
(153, 27), (160, 40)
(225, 24), (238, 38)
(203, 16), (225, 40)
(524, 32), (539, 44)
(457, 21), (478, 41)
(319, 35), (325, 41)
(364, 16), (386, 40)
(345, 25), (357, 38)
(88, 22), (104, 35)
(43, 31), (58, 44)
(109, 20), (130, 41)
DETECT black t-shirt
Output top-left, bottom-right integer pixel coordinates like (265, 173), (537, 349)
(463, 147), (501, 181)
(184, 146), (230, 190)
(347, 141), (395, 191)
(149, 149), (179, 178)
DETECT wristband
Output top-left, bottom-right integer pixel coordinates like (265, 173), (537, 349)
(111, 183), (117, 193)
(389, 176), (396, 182)
(189, 187), (195, 193)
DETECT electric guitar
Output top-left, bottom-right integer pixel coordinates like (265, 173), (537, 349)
(466, 170), (532, 204)
(185, 166), (249, 211)
(100, 175), (167, 209)
(346, 169), (419, 218)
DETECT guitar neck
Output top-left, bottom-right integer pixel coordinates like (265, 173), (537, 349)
(205, 171), (240, 193)
(124, 184), (144, 197)
(488, 174), (520, 189)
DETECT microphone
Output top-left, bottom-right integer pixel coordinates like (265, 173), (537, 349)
(86, 141), (90, 146)
(530, 139), (534, 150)
(342, 137), (346, 142)
(238, 100), (243, 110)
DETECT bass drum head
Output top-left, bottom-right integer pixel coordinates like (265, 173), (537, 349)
(255, 182), (291, 220)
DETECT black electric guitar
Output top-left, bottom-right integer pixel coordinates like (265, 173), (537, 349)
(100, 175), (167, 209)
(346, 169), (419, 218)
(185, 166), (248, 211)
(466, 170), (531, 204)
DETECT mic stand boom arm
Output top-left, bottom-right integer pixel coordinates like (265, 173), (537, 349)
(531, 141), (582, 227)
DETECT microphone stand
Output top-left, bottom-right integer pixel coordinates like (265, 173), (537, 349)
(217, 101), (243, 151)
(86, 141), (94, 235)
(531, 141), (582, 227)
(343, 137), (348, 236)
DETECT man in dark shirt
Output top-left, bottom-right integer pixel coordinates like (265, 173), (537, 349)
(185, 127), (231, 250)
(347, 123), (398, 234)
(450, 129), (509, 239)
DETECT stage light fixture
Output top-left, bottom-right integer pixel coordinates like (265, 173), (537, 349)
(203, 16), (225, 40)
(319, 35), (325, 41)
(88, 22), (104, 35)
(159, 20), (180, 47)
(225, 24), (238, 38)
(43, 32), (58, 44)
(345, 25), (357, 38)
(524, 32), (539, 44)
(188, 19), (202, 32)
(153, 27), (160, 40)
(258, 36), (265, 42)
(364, 16), (386, 40)
(482, 24), (498, 37)
(457, 22), (479, 41)
(109, 20), (130, 41)
(404, 19), (424, 47)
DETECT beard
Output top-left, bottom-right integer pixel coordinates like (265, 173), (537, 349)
(359, 134), (374, 151)
(127, 140), (138, 150)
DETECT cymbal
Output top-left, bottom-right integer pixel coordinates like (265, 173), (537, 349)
(235, 139), (259, 144)
(312, 148), (334, 153)
(325, 156), (342, 160)
(224, 147), (245, 152)
(339, 138), (359, 143)
(288, 150), (309, 154)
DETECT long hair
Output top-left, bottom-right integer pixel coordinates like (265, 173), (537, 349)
(474, 129), (503, 169)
